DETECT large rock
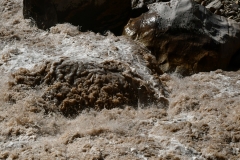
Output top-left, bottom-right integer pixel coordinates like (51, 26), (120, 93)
(23, 0), (159, 33)
(131, 0), (161, 9)
(23, 0), (131, 33)
(123, 0), (240, 75)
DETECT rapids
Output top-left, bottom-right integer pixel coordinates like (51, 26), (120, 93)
(0, 0), (240, 159)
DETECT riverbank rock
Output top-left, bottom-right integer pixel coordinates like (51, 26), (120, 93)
(23, 0), (158, 34)
(123, 0), (240, 75)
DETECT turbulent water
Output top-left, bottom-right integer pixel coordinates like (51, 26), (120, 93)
(0, 0), (240, 159)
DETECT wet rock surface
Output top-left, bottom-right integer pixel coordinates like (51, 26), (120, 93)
(123, 0), (240, 75)
(23, 0), (160, 34)
(23, 0), (131, 34)
(195, 0), (240, 22)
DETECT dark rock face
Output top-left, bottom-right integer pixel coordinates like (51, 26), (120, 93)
(23, 0), (131, 33)
(123, 0), (240, 75)
(23, 0), (160, 34)
(23, 0), (58, 29)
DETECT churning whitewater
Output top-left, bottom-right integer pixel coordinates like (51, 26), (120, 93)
(0, 0), (240, 159)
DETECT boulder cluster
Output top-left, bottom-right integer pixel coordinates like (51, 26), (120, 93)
(23, 0), (240, 75)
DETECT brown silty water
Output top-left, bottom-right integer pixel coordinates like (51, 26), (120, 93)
(0, 0), (240, 159)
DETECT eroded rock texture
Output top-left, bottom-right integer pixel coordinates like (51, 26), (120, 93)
(124, 0), (240, 75)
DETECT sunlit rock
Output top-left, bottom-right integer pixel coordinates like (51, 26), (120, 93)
(123, 0), (240, 75)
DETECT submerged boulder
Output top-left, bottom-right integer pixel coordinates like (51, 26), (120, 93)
(12, 59), (163, 116)
(131, 0), (162, 9)
(8, 29), (167, 117)
(123, 0), (240, 75)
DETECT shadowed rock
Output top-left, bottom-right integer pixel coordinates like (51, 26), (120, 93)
(123, 0), (240, 75)
(23, 0), (131, 33)
(23, 0), (160, 34)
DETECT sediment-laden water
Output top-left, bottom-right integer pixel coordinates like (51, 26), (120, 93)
(0, 0), (240, 159)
